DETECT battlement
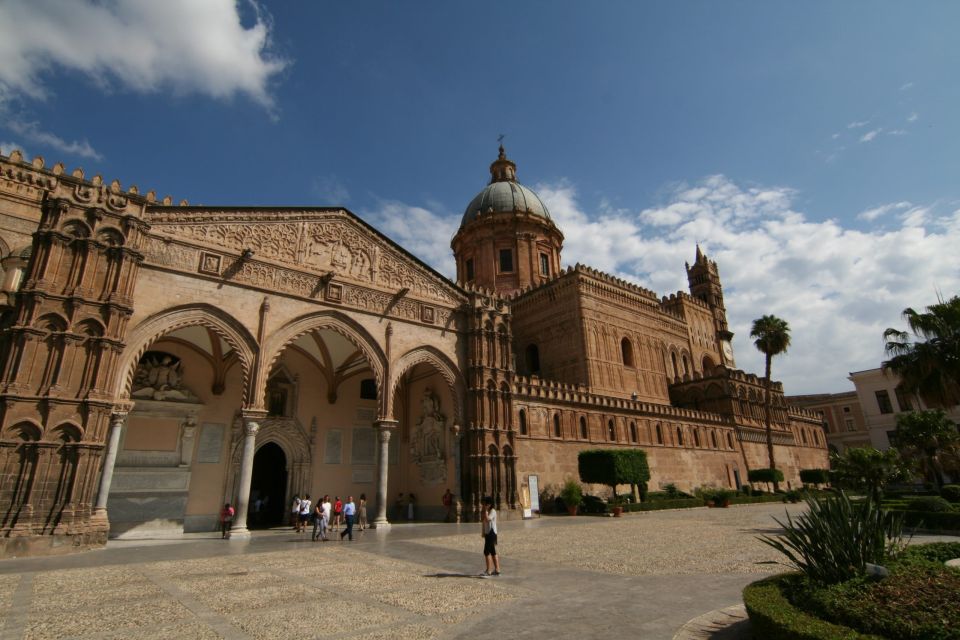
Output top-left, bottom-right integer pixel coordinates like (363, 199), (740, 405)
(661, 290), (712, 312)
(668, 365), (785, 393)
(512, 373), (730, 424)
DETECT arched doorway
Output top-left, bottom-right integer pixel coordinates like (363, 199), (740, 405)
(250, 442), (287, 528)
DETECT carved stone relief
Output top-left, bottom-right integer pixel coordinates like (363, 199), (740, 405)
(410, 387), (447, 484)
(131, 352), (200, 402)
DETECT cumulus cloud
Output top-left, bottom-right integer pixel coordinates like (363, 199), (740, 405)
(0, 0), (287, 109)
(899, 82), (914, 91)
(907, 112), (919, 122)
(859, 128), (882, 143)
(364, 176), (959, 395)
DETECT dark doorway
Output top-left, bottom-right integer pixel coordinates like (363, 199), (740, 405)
(250, 442), (287, 528)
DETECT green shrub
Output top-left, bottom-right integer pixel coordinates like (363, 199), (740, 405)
(749, 468), (785, 484)
(906, 496), (955, 512)
(941, 484), (960, 503)
(895, 541), (960, 566)
(728, 494), (784, 505)
(800, 469), (831, 485)
(579, 494), (606, 514)
(742, 574), (882, 640)
(898, 510), (960, 531)
(560, 479), (582, 508)
(627, 498), (702, 512)
(783, 489), (804, 503)
(759, 491), (905, 584)
(578, 449), (650, 498)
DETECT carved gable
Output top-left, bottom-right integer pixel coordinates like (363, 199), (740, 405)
(142, 208), (463, 306)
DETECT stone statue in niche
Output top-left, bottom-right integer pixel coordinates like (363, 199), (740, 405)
(132, 351), (200, 402)
(411, 388), (447, 483)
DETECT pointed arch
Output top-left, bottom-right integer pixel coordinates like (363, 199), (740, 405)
(114, 303), (257, 405)
(260, 310), (386, 413)
(389, 345), (465, 425)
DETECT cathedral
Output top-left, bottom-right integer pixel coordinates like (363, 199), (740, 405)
(0, 145), (827, 557)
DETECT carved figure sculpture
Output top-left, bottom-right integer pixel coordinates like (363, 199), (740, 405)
(132, 354), (199, 402)
(411, 388), (447, 483)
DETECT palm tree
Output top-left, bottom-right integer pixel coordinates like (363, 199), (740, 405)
(750, 314), (791, 490)
(883, 295), (960, 408)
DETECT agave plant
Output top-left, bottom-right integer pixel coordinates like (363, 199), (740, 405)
(759, 491), (905, 584)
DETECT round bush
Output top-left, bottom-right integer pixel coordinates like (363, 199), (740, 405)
(906, 496), (955, 513)
(941, 484), (960, 503)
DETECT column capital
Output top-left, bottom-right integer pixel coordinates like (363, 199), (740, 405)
(374, 419), (398, 430)
(240, 408), (268, 421)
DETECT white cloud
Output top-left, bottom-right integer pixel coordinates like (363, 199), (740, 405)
(859, 128), (882, 143)
(847, 120), (870, 129)
(311, 175), (350, 204)
(534, 177), (960, 394)
(363, 176), (960, 395)
(899, 82), (914, 91)
(0, 142), (27, 157)
(887, 129), (908, 136)
(831, 133), (840, 139)
(857, 201), (911, 222)
(0, 0), (287, 109)
(907, 112), (919, 122)
(6, 119), (101, 160)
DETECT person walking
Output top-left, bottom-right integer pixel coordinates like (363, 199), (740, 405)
(298, 494), (312, 534)
(340, 496), (356, 541)
(311, 501), (324, 541)
(481, 496), (501, 576)
(407, 493), (416, 521)
(219, 503), (235, 539)
(358, 493), (368, 531)
(290, 495), (301, 530)
(333, 496), (343, 531)
(442, 489), (454, 522)
(319, 495), (332, 541)
(394, 493), (405, 521)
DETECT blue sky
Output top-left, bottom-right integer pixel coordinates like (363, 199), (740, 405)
(1, 1), (958, 394)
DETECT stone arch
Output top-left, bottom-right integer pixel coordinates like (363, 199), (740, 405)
(389, 345), (465, 425)
(114, 303), (257, 405)
(702, 354), (716, 372)
(2, 419), (42, 441)
(224, 416), (313, 510)
(48, 421), (83, 443)
(260, 311), (386, 413)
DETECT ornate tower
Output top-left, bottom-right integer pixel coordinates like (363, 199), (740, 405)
(0, 178), (147, 555)
(686, 246), (735, 366)
(451, 146), (563, 296)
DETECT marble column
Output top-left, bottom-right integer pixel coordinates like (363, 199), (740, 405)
(372, 419), (397, 530)
(94, 411), (127, 514)
(230, 414), (262, 537)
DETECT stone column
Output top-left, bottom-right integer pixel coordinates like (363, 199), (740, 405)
(372, 419), (397, 530)
(94, 411), (128, 514)
(230, 413), (263, 538)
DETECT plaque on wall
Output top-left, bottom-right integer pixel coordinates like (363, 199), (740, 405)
(352, 469), (374, 484)
(354, 407), (376, 424)
(324, 429), (343, 464)
(196, 423), (225, 463)
(351, 427), (375, 464)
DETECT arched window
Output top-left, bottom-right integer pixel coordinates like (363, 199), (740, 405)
(630, 422), (638, 443)
(607, 419), (616, 441)
(801, 430), (808, 444)
(727, 432), (734, 449)
(693, 429), (701, 448)
(579, 416), (588, 439)
(676, 427), (684, 446)
(682, 354), (690, 376)
(671, 352), (679, 378)
(702, 354), (716, 372)
(711, 430), (718, 449)
(656, 423), (663, 444)
(553, 414), (561, 438)
(621, 338), (634, 367)
(525, 344), (540, 374)
(518, 409), (527, 435)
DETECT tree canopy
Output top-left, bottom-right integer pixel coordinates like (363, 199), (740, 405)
(750, 314), (791, 488)
(894, 409), (959, 489)
(578, 449), (650, 497)
(830, 447), (910, 502)
(883, 295), (960, 407)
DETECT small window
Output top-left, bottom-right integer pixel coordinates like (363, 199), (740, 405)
(711, 431), (718, 449)
(656, 423), (663, 444)
(498, 248), (514, 273)
(801, 430), (808, 444)
(727, 432), (734, 448)
(360, 378), (377, 400)
(525, 344), (541, 374)
(621, 338), (634, 368)
(608, 419), (616, 441)
(579, 416), (588, 439)
(630, 422), (638, 443)
(518, 409), (527, 435)
(842, 406), (851, 413)
(465, 258), (475, 281)
(693, 429), (701, 447)
(553, 414), (561, 437)
(539, 252), (550, 276)
(845, 418), (855, 432)
(875, 390), (893, 414)
(895, 386), (913, 412)
(676, 427), (684, 446)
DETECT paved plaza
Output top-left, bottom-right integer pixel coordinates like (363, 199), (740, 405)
(0, 503), (955, 640)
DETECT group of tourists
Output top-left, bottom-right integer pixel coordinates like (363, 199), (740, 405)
(290, 493), (367, 541)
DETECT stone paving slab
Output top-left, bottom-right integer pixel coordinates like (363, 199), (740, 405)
(0, 503), (955, 640)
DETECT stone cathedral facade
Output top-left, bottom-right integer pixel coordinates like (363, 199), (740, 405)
(0, 146), (827, 556)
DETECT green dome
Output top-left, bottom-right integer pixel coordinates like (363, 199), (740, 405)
(460, 145), (551, 228)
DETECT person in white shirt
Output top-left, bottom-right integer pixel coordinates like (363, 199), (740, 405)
(319, 495), (332, 541)
(298, 494), (312, 534)
(291, 495), (301, 530)
(481, 496), (501, 576)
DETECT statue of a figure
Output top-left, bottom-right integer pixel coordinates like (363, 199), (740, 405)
(132, 353), (199, 402)
(411, 388), (445, 463)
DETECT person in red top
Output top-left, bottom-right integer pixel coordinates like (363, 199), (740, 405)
(333, 496), (343, 532)
(219, 503), (235, 539)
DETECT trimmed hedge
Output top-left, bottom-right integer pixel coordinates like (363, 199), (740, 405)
(728, 494), (785, 505)
(749, 468), (785, 484)
(801, 469), (831, 485)
(743, 574), (883, 640)
(626, 498), (702, 512)
(905, 496), (955, 513)
(941, 484), (960, 503)
(578, 449), (650, 494)
(897, 509), (960, 531)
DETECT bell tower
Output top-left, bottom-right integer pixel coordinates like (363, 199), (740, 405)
(451, 146), (563, 296)
(686, 246), (735, 366)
